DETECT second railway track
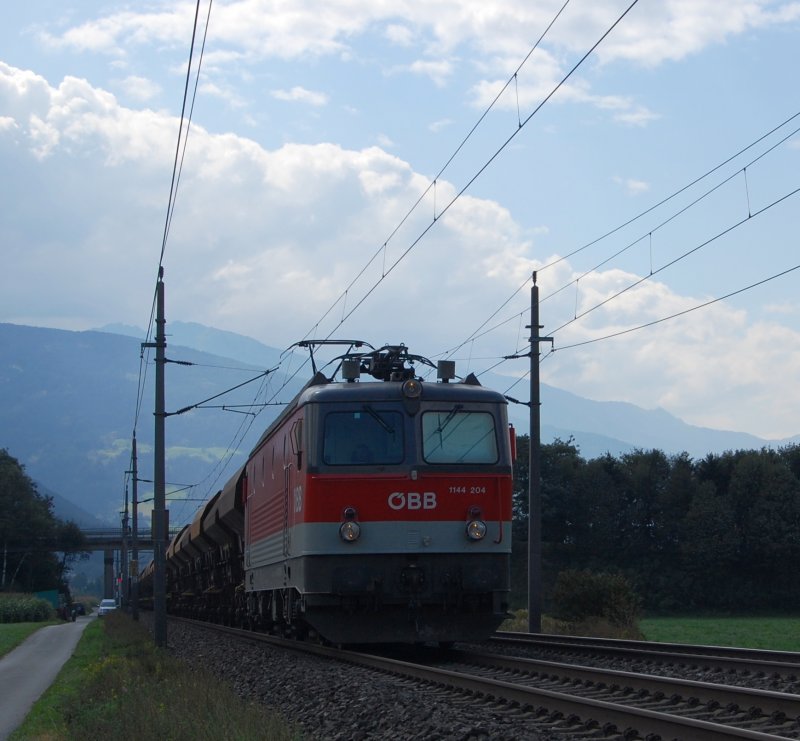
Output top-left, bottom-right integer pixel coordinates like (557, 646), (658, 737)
(489, 632), (800, 684)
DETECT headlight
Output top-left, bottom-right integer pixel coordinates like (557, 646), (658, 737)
(339, 520), (361, 542)
(466, 519), (487, 541)
(402, 379), (422, 398)
(340, 507), (361, 543)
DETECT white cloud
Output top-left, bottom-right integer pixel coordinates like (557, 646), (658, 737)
(536, 267), (800, 439)
(271, 86), (329, 106)
(613, 176), (650, 196)
(428, 118), (453, 133)
(470, 53), (660, 124)
(470, 47), (563, 107)
(27, 114), (59, 159)
(764, 301), (800, 316)
(0, 62), (539, 355)
(613, 105), (659, 127)
(39, 7), (192, 55)
(407, 59), (453, 87)
(198, 80), (247, 109)
(592, 1), (800, 67)
(0, 62), (51, 113)
(117, 75), (162, 102)
(385, 23), (415, 46)
(38, 1), (800, 130)
(43, 2), (798, 68)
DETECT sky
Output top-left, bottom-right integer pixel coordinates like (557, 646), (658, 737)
(1, 0), (799, 441)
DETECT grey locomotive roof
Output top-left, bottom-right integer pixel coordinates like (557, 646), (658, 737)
(302, 379), (507, 405)
(248, 373), (507, 457)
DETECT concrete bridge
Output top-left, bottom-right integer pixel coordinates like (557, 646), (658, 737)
(80, 528), (157, 550)
(78, 528), (180, 601)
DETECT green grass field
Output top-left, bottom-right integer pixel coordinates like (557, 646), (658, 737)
(501, 611), (800, 651)
(639, 616), (800, 652)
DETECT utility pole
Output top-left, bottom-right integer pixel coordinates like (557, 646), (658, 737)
(528, 271), (552, 634)
(142, 269), (167, 647)
(153, 270), (167, 647)
(131, 434), (139, 620)
(121, 484), (129, 609)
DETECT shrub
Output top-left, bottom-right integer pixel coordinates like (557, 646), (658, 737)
(500, 610), (561, 634)
(551, 569), (641, 628)
(0, 593), (54, 623)
(499, 607), (643, 639)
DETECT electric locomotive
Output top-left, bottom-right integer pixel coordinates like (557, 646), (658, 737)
(240, 342), (513, 643)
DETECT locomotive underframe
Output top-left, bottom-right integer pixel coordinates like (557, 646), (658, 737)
(244, 551), (510, 643)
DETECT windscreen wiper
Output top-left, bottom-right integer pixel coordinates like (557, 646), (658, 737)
(434, 405), (463, 435)
(363, 404), (395, 434)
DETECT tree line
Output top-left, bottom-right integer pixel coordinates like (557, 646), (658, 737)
(512, 436), (800, 612)
(0, 449), (88, 596)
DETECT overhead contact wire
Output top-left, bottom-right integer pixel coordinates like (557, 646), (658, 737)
(319, 0), (641, 342)
(470, 183), (800, 383)
(301, 0), (574, 344)
(157, 0), (205, 270)
(439, 109), (800, 364)
(548, 184), (800, 337)
(557, 263), (800, 351)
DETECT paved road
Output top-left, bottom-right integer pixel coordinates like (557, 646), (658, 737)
(0, 616), (92, 740)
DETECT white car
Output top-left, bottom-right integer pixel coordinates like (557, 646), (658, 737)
(97, 598), (117, 616)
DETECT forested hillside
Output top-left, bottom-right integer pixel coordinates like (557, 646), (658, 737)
(512, 437), (800, 612)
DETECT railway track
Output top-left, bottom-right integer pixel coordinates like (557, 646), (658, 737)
(490, 632), (800, 681)
(173, 618), (800, 739)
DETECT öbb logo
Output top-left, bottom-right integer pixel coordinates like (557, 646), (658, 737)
(387, 491), (437, 510)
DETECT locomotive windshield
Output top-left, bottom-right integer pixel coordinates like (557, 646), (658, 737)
(323, 409), (404, 465)
(422, 410), (498, 464)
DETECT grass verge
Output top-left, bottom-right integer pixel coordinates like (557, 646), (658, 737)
(11, 612), (302, 740)
(639, 616), (800, 652)
(502, 610), (800, 652)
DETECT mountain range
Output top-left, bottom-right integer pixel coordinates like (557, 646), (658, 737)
(1, 321), (795, 527)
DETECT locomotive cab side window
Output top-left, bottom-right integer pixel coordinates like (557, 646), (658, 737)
(290, 418), (303, 469)
(322, 409), (404, 465)
(422, 410), (498, 464)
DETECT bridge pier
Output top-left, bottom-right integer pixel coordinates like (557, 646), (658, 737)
(103, 549), (114, 599)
